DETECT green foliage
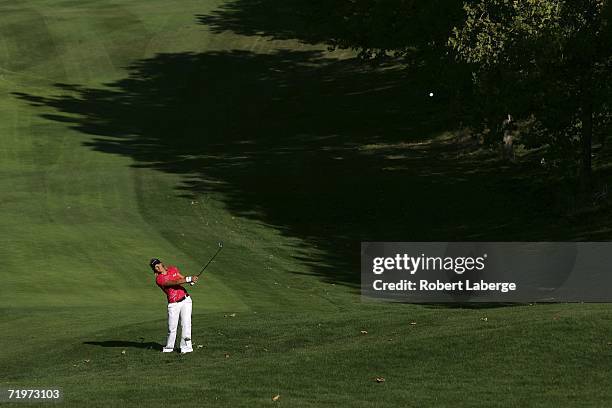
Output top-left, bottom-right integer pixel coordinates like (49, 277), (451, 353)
(449, 0), (567, 67)
(449, 0), (612, 175)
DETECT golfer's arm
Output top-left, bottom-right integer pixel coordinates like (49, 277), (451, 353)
(160, 277), (190, 287)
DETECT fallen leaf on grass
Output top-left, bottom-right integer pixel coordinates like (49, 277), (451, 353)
(480, 317), (488, 322)
(121, 350), (126, 355)
(409, 322), (417, 325)
(272, 394), (280, 401)
(375, 377), (385, 383)
(84, 359), (90, 363)
(224, 353), (230, 359)
(360, 330), (368, 335)
(197, 345), (204, 349)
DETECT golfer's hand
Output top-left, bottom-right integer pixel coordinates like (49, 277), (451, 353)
(192, 276), (199, 283)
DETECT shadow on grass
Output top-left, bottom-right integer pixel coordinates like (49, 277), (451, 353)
(13, 48), (578, 289)
(84, 340), (163, 350)
(196, 0), (472, 109)
(196, 0), (466, 63)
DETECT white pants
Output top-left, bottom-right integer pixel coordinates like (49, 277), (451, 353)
(163, 296), (193, 353)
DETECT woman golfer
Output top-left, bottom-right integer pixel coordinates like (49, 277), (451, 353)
(150, 258), (198, 354)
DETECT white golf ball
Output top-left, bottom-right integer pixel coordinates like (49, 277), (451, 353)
(429, 92), (434, 97)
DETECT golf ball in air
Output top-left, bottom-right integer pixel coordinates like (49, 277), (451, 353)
(429, 92), (434, 97)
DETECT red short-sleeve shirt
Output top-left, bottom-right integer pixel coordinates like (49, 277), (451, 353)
(156, 265), (188, 303)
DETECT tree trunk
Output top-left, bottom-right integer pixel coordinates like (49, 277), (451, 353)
(581, 87), (593, 187)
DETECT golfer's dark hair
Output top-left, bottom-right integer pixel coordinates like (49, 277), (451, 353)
(149, 258), (162, 271)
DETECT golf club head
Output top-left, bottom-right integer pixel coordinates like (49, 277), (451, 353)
(218, 241), (223, 248)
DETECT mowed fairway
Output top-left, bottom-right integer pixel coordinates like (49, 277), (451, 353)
(2, 1), (612, 407)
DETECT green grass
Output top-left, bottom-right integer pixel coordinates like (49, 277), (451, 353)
(2, 0), (612, 407)
(4, 305), (612, 407)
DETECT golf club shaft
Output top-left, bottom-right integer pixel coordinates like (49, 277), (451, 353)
(189, 243), (224, 286)
(197, 246), (223, 276)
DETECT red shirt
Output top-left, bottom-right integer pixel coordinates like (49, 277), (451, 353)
(156, 265), (188, 303)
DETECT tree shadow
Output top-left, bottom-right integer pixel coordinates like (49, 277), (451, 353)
(196, 0), (473, 110)
(197, 0), (342, 44)
(196, 0), (465, 56)
(84, 340), (163, 350)
(13, 47), (568, 289)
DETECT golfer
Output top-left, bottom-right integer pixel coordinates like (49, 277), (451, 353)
(150, 258), (198, 354)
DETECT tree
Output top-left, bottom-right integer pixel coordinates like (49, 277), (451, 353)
(449, 0), (612, 183)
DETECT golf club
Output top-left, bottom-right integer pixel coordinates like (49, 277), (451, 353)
(190, 241), (224, 285)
